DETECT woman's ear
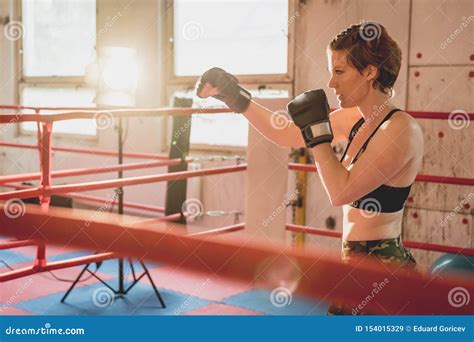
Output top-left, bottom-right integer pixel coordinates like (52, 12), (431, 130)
(365, 64), (378, 82)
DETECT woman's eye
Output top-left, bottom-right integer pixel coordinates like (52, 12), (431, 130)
(335, 70), (343, 74)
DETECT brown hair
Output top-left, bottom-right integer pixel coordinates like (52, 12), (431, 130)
(329, 22), (402, 95)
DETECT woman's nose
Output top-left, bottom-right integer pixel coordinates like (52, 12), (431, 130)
(328, 76), (336, 89)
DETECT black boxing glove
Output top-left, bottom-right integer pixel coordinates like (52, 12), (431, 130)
(195, 67), (252, 113)
(287, 89), (333, 148)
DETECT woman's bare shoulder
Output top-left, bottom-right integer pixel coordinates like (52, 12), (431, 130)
(386, 110), (422, 137)
(381, 110), (424, 156)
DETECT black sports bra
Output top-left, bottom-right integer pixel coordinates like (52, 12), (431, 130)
(340, 109), (412, 213)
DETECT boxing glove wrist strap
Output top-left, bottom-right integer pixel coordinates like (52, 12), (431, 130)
(301, 120), (333, 148)
(218, 86), (251, 113)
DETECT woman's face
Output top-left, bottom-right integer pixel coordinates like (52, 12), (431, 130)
(327, 49), (375, 108)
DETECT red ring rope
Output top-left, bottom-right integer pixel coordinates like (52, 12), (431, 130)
(1, 204), (471, 315)
(286, 224), (474, 256)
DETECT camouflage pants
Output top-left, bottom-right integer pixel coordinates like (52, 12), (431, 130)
(327, 236), (416, 315)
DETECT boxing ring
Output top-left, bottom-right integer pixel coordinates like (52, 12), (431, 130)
(0, 105), (473, 315)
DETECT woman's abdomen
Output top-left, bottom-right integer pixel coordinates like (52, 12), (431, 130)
(342, 205), (403, 241)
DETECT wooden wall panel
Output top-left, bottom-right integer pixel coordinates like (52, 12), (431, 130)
(415, 118), (473, 178)
(295, 0), (410, 108)
(407, 182), (474, 215)
(405, 63), (473, 267)
(244, 99), (291, 242)
(403, 207), (472, 270)
(409, 0), (474, 66)
(407, 66), (473, 112)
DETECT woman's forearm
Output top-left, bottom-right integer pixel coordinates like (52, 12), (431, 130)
(243, 101), (305, 148)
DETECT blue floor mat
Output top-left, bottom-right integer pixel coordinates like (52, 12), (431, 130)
(15, 282), (210, 316)
(223, 289), (329, 315)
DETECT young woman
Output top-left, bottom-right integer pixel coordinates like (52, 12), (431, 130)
(196, 22), (423, 314)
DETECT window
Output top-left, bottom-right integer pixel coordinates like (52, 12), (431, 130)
(167, 0), (294, 149)
(171, 0), (292, 80)
(20, 0), (97, 136)
(20, 86), (96, 136)
(171, 87), (290, 148)
(22, 0), (96, 77)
